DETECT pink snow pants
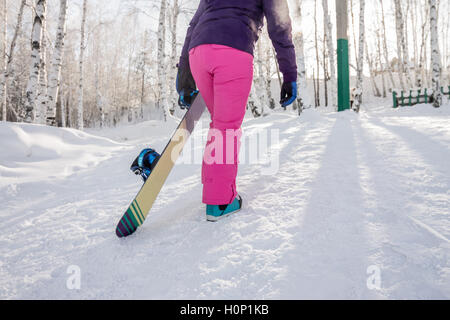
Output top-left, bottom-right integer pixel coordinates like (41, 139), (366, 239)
(189, 44), (254, 205)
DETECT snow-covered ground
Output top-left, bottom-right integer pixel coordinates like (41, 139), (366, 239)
(1, 101), (449, 299)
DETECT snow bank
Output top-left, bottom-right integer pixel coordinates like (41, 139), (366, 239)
(0, 122), (124, 187)
(86, 118), (179, 143)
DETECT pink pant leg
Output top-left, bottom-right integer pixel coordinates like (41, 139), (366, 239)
(189, 44), (254, 205)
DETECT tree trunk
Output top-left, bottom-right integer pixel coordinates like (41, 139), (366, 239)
(255, 39), (266, 116)
(444, 1), (450, 86)
(365, 40), (381, 97)
(140, 30), (149, 120)
(379, 0), (397, 91)
(4, 0), (26, 121)
(94, 62), (104, 128)
(418, 3), (430, 88)
(446, 3), (450, 85)
(1, 0), (6, 121)
(77, 0), (87, 130)
(93, 25), (103, 128)
(291, 0), (308, 110)
(126, 48), (134, 123)
(46, 0), (68, 126)
(66, 90), (71, 127)
(57, 81), (66, 127)
(350, 0), (358, 70)
(169, 0), (179, 116)
(313, 68), (318, 108)
(264, 41), (275, 110)
(408, 0), (419, 87)
(314, 0), (320, 107)
(393, 0), (407, 90)
(55, 83), (64, 127)
(157, 0), (167, 121)
(354, 0), (365, 112)
(376, 29), (387, 97)
(24, 0), (46, 123)
(429, 0), (442, 108)
(36, 4), (48, 125)
(272, 47), (283, 91)
(248, 85), (261, 118)
(403, 0), (413, 87)
(447, 8), (450, 85)
(322, 0), (336, 107)
(323, 34), (328, 107)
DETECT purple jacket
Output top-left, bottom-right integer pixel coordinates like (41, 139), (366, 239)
(179, 0), (297, 83)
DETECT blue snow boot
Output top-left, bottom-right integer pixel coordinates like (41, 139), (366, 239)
(130, 148), (161, 182)
(206, 195), (243, 222)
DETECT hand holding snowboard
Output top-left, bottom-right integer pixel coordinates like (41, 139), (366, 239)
(176, 63), (198, 109)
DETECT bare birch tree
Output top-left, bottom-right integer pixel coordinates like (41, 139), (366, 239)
(393, 0), (407, 90)
(410, 0), (419, 86)
(420, 7), (430, 88)
(365, 40), (381, 97)
(403, 0), (414, 86)
(1, 0), (26, 122)
(429, 0), (442, 108)
(1, 0), (6, 121)
(314, 0), (320, 107)
(77, 0), (87, 130)
(24, 0), (46, 123)
(290, 0), (308, 110)
(36, 2), (48, 125)
(46, 0), (68, 126)
(349, 0), (358, 70)
(353, 0), (365, 112)
(322, 33), (328, 107)
(255, 39), (267, 116)
(446, 1), (450, 85)
(248, 85), (261, 118)
(376, 29), (387, 97)
(168, 0), (179, 116)
(322, 0), (336, 108)
(93, 30), (104, 128)
(157, 0), (167, 121)
(139, 30), (149, 120)
(0, 0), (8, 121)
(264, 47), (275, 110)
(379, 0), (397, 90)
(417, 1), (430, 88)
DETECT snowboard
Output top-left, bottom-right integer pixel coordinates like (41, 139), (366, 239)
(116, 93), (207, 238)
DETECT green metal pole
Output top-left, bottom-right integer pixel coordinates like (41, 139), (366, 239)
(336, 0), (350, 111)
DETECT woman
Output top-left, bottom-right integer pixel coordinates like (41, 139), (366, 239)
(176, 0), (298, 221)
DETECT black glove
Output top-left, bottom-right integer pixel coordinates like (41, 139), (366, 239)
(176, 63), (198, 109)
(280, 81), (298, 108)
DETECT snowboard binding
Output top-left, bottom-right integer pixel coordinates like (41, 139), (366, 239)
(130, 148), (161, 182)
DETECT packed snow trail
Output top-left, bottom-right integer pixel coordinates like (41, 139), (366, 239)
(0, 102), (449, 299)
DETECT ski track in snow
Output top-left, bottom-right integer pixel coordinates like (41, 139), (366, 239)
(0, 102), (449, 299)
